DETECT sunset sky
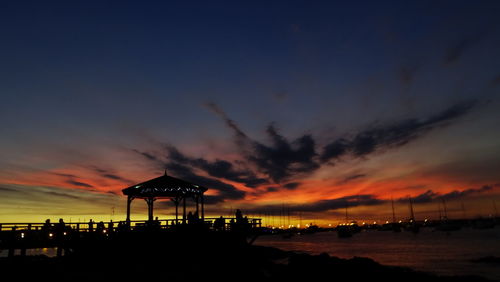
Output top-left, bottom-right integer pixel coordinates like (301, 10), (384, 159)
(1, 1), (500, 225)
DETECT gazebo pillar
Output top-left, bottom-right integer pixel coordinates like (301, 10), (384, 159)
(145, 197), (155, 221)
(126, 195), (134, 224)
(171, 198), (179, 224)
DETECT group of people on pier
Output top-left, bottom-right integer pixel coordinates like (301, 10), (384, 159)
(35, 209), (253, 235)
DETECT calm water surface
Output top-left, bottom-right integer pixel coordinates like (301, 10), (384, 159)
(256, 227), (500, 281)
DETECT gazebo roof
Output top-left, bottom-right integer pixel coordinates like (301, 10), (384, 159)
(122, 172), (207, 198)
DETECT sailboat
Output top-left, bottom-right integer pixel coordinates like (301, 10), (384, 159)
(405, 196), (420, 234)
(337, 206), (353, 238)
(435, 198), (461, 232)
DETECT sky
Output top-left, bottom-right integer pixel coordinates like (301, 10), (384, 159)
(1, 0), (500, 225)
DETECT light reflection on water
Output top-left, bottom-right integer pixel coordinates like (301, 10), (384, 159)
(0, 247), (57, 258)
(255, 227), (500, 281)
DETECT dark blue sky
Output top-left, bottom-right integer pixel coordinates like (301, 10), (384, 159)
(1, 1), (499, 222)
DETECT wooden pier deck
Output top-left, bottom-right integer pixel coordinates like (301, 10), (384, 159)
(0, 217), (262, 257)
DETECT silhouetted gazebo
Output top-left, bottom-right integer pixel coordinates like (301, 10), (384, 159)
(122, 171), (207, 224)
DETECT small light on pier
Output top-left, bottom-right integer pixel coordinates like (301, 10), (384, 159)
(20, 232), (25, 238)
(49, 233), (53, 238)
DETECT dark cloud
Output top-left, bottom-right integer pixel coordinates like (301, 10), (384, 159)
(295, 195), (384, 212)
(51, 172), (78, 178)
(401, 184), (497, 203)
(248, 125), (319, 183)
(441, 185), (494, 201)
(243, 194), (384, 214)
(66, 180), (94, 188)
(132, 100), (478, 202)
(0, 187), (18, 192)
(266, 186), (279, 192)
(404, 190), (438, 204)
(204, 102), (250, 147)
(320, 100), (477, 162)
(51, 171), (95, 189)
(89, 166), (133, 184)
(443, 33), (484, 65)
(207, 106), (320, 182)
(43, 191), (81, 200)
(131, 149), (163, 164)
(165, 146), (268, 188)
(336, 174), (367, 185)
(320, 139), (349, 162)
(283, 182), (301, 190)
(164, 162), (246, 202)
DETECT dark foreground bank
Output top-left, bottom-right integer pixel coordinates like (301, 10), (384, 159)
(0, 241), (492, 282)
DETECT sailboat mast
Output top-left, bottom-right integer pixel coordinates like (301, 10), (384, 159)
(441, 198), (448, 219)
(345, 205), (348, 224)
(391, 198), (396, 223)
(409, 197), (415, 221)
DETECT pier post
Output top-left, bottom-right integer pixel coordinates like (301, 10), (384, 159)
(183, 197), (186, 224)
(195, 196), (199, 217)
(201, 194), (205, 221)
(174, 199), (179, 224)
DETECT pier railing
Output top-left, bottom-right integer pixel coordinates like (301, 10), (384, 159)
(0, 217), (262, 233)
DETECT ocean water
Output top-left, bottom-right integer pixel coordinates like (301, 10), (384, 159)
(255, 227), (500, 281)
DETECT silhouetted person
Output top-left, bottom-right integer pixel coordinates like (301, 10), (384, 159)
(108, 220), (114, 233)
(229, 218), (235, 231)
(42, 219), (52, 232)
(88, 219), (94, 232)
(56, 218), (65, 237)
(187, 212), (194, 224)
(235, 209), (243, 223)
(96, 221), (105, 233)
(214, 216), (225, 231)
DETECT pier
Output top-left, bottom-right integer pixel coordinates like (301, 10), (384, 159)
(0, 172), (263, 258)
(0, 217), (262, 257)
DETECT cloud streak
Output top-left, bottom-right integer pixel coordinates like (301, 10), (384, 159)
(320, 100), (477, 163)
(401, 184), (499, 204)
